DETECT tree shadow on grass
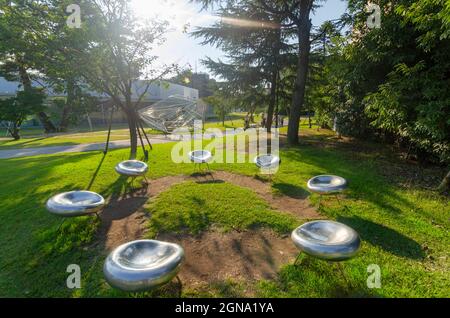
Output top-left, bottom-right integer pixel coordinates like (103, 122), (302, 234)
(272, 182), (309, 199)
(86, 154), (107, 190)
(338, 216), (425, 260)
(0, 137), (80, 150)
(2, 136), (48, 146)
(273, 256), (382, 298)
(280, 146), (417, 215)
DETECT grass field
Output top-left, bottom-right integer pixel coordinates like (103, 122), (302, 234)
(0, 113), (268, 150)
(0, 125), (154, 150)
(0, 125), (448, 297)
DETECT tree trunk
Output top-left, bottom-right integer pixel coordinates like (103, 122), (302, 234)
(18, 63), (57, 133)
(37, 112), (57, 133)
(58, 106), (71, 132)
(287, 0), (313, 145)
(266, 70), (277, 132)
(9, 122), (21, 140)
(126, 105), (138, 159)
(58, 79), (76, 132)
(266, 28), (281, 133)
(437, 170), (450, 193)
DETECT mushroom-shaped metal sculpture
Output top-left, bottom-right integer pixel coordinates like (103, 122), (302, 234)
(291, 220), (360, 262)
(254, 154), (280, 177)
(115, 160), (148, 178)
(104, 240), (185, 293)
(254, 154), (280, 169)
(307, 175), (347, 195)
(188, 150), (213, 171)
(46, 191), (105, 217)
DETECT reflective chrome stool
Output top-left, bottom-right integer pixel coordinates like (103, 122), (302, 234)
(104, 240), (185, 294)
(291, 221), (360, 262)
(46, 191), (105, 229)
(115, 160), (149, 190)
(291, 220), (360, 285)
(46, 191), (105, 217)
(188, 150), (213, 172)
(254, 154), (280, 179)
(307, 175), (348, 208)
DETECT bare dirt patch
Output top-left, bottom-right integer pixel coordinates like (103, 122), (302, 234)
(98, 170), (320, 251)
(145, 171), (320, 219)
(205, 171), (320, 219)
(97, 190), (149, 251)
(158, 228), (298, 289)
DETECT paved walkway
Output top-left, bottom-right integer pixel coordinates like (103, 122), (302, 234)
(0, 132), (238, 159)
(0, 136), (172, 159)
(0, 124), (287, 159)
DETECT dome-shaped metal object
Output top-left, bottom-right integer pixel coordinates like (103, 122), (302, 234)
(291, 221), (360, 261)
(254, 154), (280, 169)
(103, 240), (185, 292)
(307, 175), (348, 195)
(46, 191), (105, 217)
(188, 150), (212, 163)
(115, 160), (148, 177)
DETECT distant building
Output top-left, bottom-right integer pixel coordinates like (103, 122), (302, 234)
(190, 73), (213, 98)
(0, 77), (199, 126)
(0, 77), (199, 102)
(189, 73), (216, 118)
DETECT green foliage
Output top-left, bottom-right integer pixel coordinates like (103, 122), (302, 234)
(312, 0), (450, 163)
(191, 1), (296, 119)
(365, 61), (450, 162)
(203, 91), (234, 125)
(0, 88), (46, 138)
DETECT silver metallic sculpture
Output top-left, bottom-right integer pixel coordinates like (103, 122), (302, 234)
(115, 160), (149, 189)
(254, 154), (280, 169)
(307, 175), (348, 194)
(104, 240), (185, 293)
(115, 160), (149, 178)
(138, 95), (204, 134)
(307, 175), (348, 208)
(189, 150), (213, 171)
(254, 154), (280, 177)
(46, 191), (105, 217)
(291, 220), (360, 262)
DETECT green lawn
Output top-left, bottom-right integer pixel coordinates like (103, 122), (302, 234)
(0, 112), (266, 150)
(0, 124), (162, 150)
(146, 181), (297, 237)
(0, 126), (448, 297)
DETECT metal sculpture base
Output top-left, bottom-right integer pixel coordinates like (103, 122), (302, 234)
(316, 194), (349, 211)
(294, 252), (306, 266)
(189, 151), (213, 174)
(128, 275), (183, 298)
(194, 162), (211, 173)
(293, 252), (352, 287)
(56, 211), (101, 232)
(175, 275), (183, 297)
(124, 176), (149, 193)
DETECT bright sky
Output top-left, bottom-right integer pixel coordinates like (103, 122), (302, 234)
(131, 0), (348, 75)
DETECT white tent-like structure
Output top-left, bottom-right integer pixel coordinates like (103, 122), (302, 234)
(138, 95), (204, 134)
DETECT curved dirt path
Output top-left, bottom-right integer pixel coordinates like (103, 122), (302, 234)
(147, 171), (320, 219)
(98, 171), (320, 251)
(96, 171), (321, 294)
(206, 171), (320, 219)
(158, 228), (299, 291)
